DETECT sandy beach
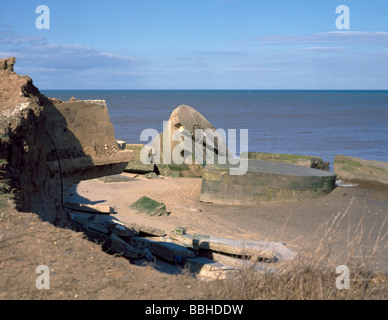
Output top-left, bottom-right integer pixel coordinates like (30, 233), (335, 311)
(66, 173), (388, 272)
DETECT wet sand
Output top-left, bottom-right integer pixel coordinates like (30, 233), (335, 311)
(66, 173), (388, 272)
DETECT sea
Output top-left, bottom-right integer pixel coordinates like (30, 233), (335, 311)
(42, 90), (388, 169)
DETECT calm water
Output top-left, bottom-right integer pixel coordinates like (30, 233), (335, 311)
(42, 90), (388, 167)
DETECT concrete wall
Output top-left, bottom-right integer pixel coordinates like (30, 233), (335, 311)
(44, 100), (133, 193)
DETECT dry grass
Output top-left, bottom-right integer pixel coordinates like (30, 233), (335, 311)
(202, 198), (388, 300)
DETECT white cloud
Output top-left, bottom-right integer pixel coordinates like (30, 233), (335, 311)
(259, 31), (388, 45)
(0, 28), (139, 70)
(298, 46), (345, 53)
(0, 29), (47, 46)
(0, 28), (145, 88)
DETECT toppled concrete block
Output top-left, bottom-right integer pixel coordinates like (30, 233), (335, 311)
(129, 196), (168, 217)
(65, 201), (114, 214)
(152, 105), (229, 178)
(334, 155), (388, 188)
(241, 152), (330, 171)
(200, 160), (337, 205)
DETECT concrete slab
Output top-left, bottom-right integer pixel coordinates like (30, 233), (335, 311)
(64, 201), (114, 214)
(241, 152), (330, 171)
(200, 160), (337, 204)
(169, 228), (297, 261)
(97, 174), (134, 183)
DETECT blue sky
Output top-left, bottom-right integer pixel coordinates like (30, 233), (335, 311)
(1, 0), (388, 89)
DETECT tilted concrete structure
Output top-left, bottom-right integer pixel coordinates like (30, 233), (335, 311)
(152, 105), (229, 177)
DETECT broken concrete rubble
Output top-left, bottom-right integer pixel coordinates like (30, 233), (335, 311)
(68, 207), (297, 280)
(71, 214), (154, 261)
